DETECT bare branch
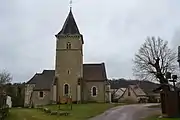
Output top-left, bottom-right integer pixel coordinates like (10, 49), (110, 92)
(0, 70), (12, 85)
(133, 37), (177, 84)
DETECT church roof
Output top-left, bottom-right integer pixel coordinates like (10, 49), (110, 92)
(129, 85), (146, 96)
(83, 63), (107, 81)
(56, 9), (80, 36)
(109, 79), (161, 95)
(26, 63), (107, 90)
(27, 70), (55, 91)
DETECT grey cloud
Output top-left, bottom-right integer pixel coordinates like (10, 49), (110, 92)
(1, 0), (180, 82)
(172, 28), (180, 47)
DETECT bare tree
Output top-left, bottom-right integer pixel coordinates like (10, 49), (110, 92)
(0, 70), (12, 85)
(133, 37), (177, 85)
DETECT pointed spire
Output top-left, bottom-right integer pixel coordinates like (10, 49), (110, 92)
(70, 0), (72, 11)
(56, 3), (80, 37)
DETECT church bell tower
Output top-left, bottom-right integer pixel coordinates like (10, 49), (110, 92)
(55, 8), (84, 102)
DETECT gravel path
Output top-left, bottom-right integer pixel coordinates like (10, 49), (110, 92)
(89, 103), (160, 120)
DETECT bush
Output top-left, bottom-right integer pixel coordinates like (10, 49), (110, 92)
(0, 105), (9, 120)
(112, 98), (119, 103)
(148, 96), (160, 103)
(0, 95), (9, 120)
(43, 108), (51, 113)
(119, 98), (137, 104)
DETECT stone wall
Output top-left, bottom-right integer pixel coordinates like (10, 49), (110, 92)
(85, 82), (106, 102)
(24, 84), (35, 107)
(31, 90), (51, 107)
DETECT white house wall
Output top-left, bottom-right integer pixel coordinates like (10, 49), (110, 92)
(111, 88), (126, 99)
(120, 87), (138, 102)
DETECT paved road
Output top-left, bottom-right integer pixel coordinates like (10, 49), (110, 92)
(89, 103), (160, 120)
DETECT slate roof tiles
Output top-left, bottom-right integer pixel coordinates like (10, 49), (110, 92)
(26, 63), (107, 90)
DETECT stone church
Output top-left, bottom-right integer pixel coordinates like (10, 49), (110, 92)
(24, 8), (111, 107)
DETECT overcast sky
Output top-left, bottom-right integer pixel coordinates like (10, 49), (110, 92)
(0, 0), (180, 83)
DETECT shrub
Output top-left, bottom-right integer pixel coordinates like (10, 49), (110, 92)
(0, 95), (9, 120)
(43, 108), (51, 113)
(119, 98), (137, 104)
(0, 105), (9, 120)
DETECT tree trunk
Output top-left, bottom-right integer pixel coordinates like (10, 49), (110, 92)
(160, 84), (170, 114)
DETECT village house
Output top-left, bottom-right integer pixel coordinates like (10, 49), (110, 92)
(109, 80), (161, 103)
(119, 85), (148, 103)
(24, 8), (111, 107)
(110, 88), (126, 102)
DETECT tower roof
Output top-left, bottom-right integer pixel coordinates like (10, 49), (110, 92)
(56, 9), (80, 36)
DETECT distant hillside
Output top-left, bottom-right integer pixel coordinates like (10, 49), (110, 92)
(109, 79), (160, 94)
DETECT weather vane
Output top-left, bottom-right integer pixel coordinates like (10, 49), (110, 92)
(70, 0), (72, 10)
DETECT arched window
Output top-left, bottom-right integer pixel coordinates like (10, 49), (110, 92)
(66, 42), (71, 49)
(93, 87), (96, 96)
(91, 86), (98, 97)
(39, 91), (44, 98)
(64, 84), (69, 95)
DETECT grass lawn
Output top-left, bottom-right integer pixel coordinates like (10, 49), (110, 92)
(6, 108), (59, 120)
(144, 114), (180, 120)
(144, 104), (179, 120)
(145, 115), (180, 120)
(147, 104), (161, 108)
(6, 103), (121, 120)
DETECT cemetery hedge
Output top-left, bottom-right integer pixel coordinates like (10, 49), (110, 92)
(0, 95), (9, 120)
(3, 83), (25, 107)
